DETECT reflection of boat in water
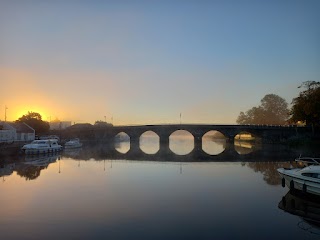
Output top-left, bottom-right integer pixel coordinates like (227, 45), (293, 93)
(277, 163), (320, 196)
(64, 138), (82, 149)
(24, 153), (60, 167)
(63, 148), (82, 158)
(22, 139), (63, 155)
(278, 191), (320, 235)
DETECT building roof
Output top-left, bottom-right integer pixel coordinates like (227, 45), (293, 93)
(7, 122), (35, 133)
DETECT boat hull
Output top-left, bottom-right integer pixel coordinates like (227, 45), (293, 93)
(278, 168), (320, 196)
(64, 143), (82, 149)
(21, 139), (63, 155)
(23, 147), (62, 155)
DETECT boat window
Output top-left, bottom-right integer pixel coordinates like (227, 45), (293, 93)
(302, 172), (320, 179)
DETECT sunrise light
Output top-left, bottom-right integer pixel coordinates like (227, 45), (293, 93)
(13, 108), (50, 122)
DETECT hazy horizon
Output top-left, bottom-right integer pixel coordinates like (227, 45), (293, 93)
(1, 1), (319, 125)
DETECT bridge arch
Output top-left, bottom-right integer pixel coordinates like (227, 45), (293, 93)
(114, 132), (130, 153)
(140, 130), (160, 154)
(202, 130), (226, 155)
(169, 130), (194, 155)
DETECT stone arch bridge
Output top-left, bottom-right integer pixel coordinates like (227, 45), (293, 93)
(97, 124), (309, 160)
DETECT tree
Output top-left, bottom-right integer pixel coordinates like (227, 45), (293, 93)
(16, 111), (50, 134)
(290, 81), (320, 128)
(237, 94), (289, 125)
(94, 120), (113, 127)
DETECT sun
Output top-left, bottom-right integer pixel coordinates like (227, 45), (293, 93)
(14, 109), (49, 122)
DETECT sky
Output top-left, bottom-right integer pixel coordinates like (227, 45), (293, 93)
(1, 0), (319, 125)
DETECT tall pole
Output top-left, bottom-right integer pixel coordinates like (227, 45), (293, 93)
(4, 105), (8, 122)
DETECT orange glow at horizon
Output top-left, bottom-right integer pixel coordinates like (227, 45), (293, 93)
(14, 109), (49, 122)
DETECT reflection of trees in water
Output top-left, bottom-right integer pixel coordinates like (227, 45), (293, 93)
(15, 165), (46, 180)
(62, 148), (82, 158)
(245, 161), (299, 185)
(67, 142), (111, 160)
(14, 154), (59, 181)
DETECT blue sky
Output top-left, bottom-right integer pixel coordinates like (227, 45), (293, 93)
(1, 0), (319, 124)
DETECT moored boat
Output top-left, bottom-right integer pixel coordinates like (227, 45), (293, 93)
(295, 156), (320, 167)
(277, 162), (320, 196)
(21, 139), (63, 155)
(64, 138), (82, 149)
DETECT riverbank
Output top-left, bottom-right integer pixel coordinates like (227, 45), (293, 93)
(0, 142), (26, 156)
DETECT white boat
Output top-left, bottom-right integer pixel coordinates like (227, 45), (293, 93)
(64, 138), (82, 149)
(277, 163), (320, 196)
(21, 139), (63, 155)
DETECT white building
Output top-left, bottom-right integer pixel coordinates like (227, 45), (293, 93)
(0, 122), (35, 143)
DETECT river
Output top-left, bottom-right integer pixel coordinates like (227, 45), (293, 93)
(0, 135), (319, 240)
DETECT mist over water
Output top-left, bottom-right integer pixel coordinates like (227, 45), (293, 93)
(1, 137), (320, 240)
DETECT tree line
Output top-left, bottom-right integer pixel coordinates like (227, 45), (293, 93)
(236, 81), (320, 129)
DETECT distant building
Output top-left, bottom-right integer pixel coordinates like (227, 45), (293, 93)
(0, 122), (35, 143)
(49, 121), (72, 130)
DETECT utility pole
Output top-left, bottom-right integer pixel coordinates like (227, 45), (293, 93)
(4, 105), (8, 122)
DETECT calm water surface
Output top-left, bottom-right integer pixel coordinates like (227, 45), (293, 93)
(1, 138), (320, 240)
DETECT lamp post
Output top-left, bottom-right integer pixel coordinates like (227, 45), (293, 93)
(5, 105), (8, 122)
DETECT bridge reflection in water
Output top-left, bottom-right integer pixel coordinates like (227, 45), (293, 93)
(81, 140), (296, 162)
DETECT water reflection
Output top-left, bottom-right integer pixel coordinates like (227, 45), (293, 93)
(235, 140), (255, 154)
(279, 191), (320, 235)
(0, 153), (60, 181)
(24, 153), (59, 167)
(140, 131), (160, 154)
(169, 130), (194, 155)
(63, 148), (82, 158)
(115, 141), (130, 154)
(0, 162), (14, 182)
(202, 130), (226, 155)
(0, 154), (298, 187)
(2, 154), (320, 239)
(115, 132), (130, 153)
(245, 161), (297, 185)
(203, 139), (226, 155)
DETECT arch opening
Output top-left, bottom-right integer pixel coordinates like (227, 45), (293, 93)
(140, 131), (160, 154)
(115, 132), (130, 154)
(234, 131), (259, 155)
(202, 130), (226, 155)
(169, 130), (194, 155)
